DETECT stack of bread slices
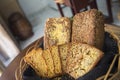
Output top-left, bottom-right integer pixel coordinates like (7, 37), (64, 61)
(24, 9), (105, 79)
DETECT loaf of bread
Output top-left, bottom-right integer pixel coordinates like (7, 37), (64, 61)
(72, 9), (105, 50)
(44, 17), (71, 49)
(50, 46), (62, 75)
(42, 49), (55, 78)
(24, 47), (62, 78)
(24, 9), (105, 79)
(58, 43), (69, 72)
(66, 42), (104, 79)
(24, 48), (48, 77)
(24, 42), (103, 79)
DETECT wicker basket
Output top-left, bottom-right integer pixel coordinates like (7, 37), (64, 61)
(15, 24), (120, 80)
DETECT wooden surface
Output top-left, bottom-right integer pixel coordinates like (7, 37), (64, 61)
(0, 37), (43, 80)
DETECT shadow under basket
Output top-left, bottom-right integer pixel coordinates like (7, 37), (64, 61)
(15, 28), (120, 80)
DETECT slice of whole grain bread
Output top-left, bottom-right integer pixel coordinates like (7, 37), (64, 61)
(50, 46), (62, 75)
(24, 48), (48, 77)
(66, 42), (104, 79)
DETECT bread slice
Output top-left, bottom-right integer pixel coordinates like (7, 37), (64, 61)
(42, 48), (55, 78)
(72, 9), (105, 50)
(44, 17), (71, 49)
(24, 48), (48, 77)
(58, 43), (70, 72)
(50, 46), (62, 75)
(66, 42), (103, 79)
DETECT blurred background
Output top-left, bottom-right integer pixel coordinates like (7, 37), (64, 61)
(0, 0), (120, 76)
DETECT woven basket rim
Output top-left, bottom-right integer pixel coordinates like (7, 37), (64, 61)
(15, 30), (120, 80)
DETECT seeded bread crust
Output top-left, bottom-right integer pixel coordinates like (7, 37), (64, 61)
(66, 42), (104, 79)
(72, 9), (105, 50)
(50, 46), (62, 75)
(58, 43), (70, 72)
(42, 49), (55, 78)
(44, 17), (71, 49)
(24, 48), (48, 77)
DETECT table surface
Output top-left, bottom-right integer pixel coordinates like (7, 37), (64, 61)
(1, 24), (120, 80)
(0, 37), (43, 80)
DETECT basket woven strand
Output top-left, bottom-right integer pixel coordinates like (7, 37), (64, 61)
(15, 39), (41, 80)
(104, 24), (120, 80)
(109, 71), (120, 80)
(104, 54), (119, 80)
(105, 24), (120, 70)
(96, 74), (113, 80)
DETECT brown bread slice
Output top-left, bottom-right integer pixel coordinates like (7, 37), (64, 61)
(24, 48), (48, 77)
(58, 43), (70, 72)
(72, 9), (105, 50)
(44, 17), (71, 49)
(50, 46), (62, 75)
(42, 48), (55, 78)
(66, 42), (103, 79)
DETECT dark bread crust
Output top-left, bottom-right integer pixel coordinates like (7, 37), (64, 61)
(72, 9), (105, 50)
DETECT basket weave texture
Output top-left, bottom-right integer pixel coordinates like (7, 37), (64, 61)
(16, 24), (120, 80)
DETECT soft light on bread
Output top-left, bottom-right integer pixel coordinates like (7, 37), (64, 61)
(72, 9), (105, 50)
(44, 17), (71, 49)
(66, 42), (104, 79)
(42, 48), (55, 78)
(50, 46), (62, 75)
(24, 48), (48, 77)
(58, 43), (69, 72)
(24, 47), (62, 78)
